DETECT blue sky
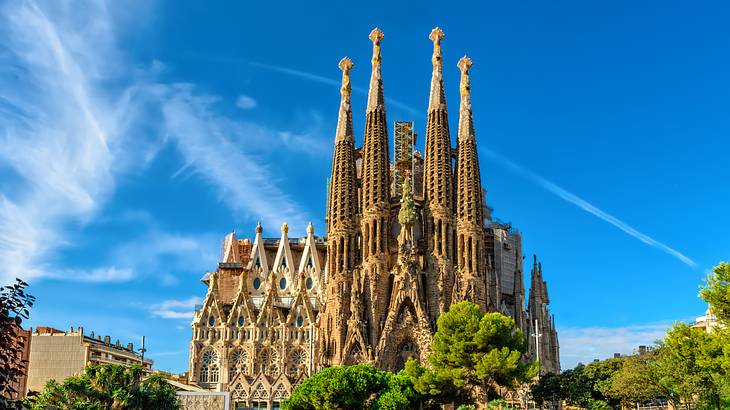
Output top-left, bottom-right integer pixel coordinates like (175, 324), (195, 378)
(1, 0), (728, 373)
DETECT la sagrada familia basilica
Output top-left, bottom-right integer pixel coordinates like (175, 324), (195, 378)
(188, 28), (560, 408)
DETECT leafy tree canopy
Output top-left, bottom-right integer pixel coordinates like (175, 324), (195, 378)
(25, 364), (179, 410)
(700, 261), (730, 324)
(416, 302), (536, 403)
(0, 278), (35, 410)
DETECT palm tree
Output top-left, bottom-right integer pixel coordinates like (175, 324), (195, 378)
(25, 364), (180, 410)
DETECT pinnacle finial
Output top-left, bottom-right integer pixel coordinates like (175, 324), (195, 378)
(338, 57), (353, 97)
(457, 55), (473, 73)
(281, 222), (289, 234)
(369, 28), (384, 67)
(458, 56), (473, 98)
(429, 27), (445, 67)
(335, 57), (355, 143)
(307, 221), (314, 235)
(256, 221), (262, 234)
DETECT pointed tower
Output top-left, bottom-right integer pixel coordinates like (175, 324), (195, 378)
(454, 56), (488, 309)
(528, 255), (560, 374)
(359, 28), (392, 348)
(423, 27), (455, 318)
(320, 57), (359, 366)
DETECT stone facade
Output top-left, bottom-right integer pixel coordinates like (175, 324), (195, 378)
(188, 27), (560, 408)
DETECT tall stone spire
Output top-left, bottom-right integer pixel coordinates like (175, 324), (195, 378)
(528, 255), (560, 374)
(359, 28), (392, 351)
(321, 57), (358, 366)
(423, 27), (455, 317)
(454, 56), (487, 308)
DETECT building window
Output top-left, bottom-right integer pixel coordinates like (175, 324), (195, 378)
(238, 316), (245, 327)
(306, 277), (313, 289)
(296, 316), (304, 327)
(229, 349), (249, 378)
(208, 316), (215, 326)
(279, 277), (287, 290)
(281, 257), (287, 268)
(253, 277), (261, 289)
(200, 349), (219, 383)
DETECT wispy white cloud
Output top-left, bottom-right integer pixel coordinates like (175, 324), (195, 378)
(0, 1), (314, 284)
(0, 0), (124, 283)
(236, 94), (257, 110)
(149, 297), (202, 320)
(154, 83), (312, 229)
(250, 61), (421, 116)
(481, 148), (696, 268)
(559, 321), (673, 369)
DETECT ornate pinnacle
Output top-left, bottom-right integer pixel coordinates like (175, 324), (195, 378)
(281, 222), (289, 234)
(307, 221), (315, 235)
(369, 28), (384, 67)
(429, 27), (445, 68)
(338, 57), (353, 97)
(366, 28), (385, 113)
(458, 56), (473, 98)
(336, 57), (354, 143)
(256, 221), (263, 234)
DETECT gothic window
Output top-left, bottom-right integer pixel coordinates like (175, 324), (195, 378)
(255, 257), (261, 268)
(306, 277), (313, 290)
(269, 350), (280, 376)
(281, 257), (287, 268)
(238, 316), (245, 327)
(208, 316), (215, 326)
(199, 349), (219, 383)
(307, 257), (313, 268)
(292, 349), (307, 366)
(253, 277), (261, 289)
(260, 350), (268, 373)
(279, 277), (287, 289)
(296, 315), (304, 327)
(229, 349), (249, 377)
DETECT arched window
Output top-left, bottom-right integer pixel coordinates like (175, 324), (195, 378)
(229, 349), (249, 378)
(270, 350), (280, 375)
(290, 349), (307, 375)
(199, 349), (219, 383)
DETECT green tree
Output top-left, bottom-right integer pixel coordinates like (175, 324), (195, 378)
(700, 262), (730, 323)
(582, 358), (622, 408)
(283, 364), (388, 410)
(0, 278), (35, 410)
(604, 353), (663, 408)
(530, 372), (563, 407)
(653, 323), (725, 410)
(420, 301), (537, 403)
(25, 364), (179, 410)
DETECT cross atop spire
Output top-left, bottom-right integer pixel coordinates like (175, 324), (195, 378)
(335, 57), (354, 143)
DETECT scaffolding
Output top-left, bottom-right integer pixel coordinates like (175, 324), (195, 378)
(393, 121), (415, 197)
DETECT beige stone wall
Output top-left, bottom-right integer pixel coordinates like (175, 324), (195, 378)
(177, 392), (229, 410)
(26, 333), (86, 393)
